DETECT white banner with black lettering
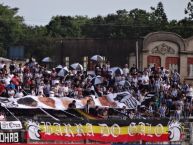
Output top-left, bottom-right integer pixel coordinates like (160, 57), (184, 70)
(0, 121), (22, 130)
(0, 132), (20, 143)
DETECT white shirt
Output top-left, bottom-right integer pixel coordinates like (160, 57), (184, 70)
(171, 89), (178, 97)
(142, 75), (149, 85)
(38, 85), (44, 94)
(132, 77), (138, 87)
(15, 92), (24, 98)
(8, 90), (15, 97)
(63, 86), (69, 93)
(138, 94), (145, 103)
(123, 67), (129, 76)
(0, 63), (5, 69)
(163, 84), (170, 92)
(187, 87), (193, 97)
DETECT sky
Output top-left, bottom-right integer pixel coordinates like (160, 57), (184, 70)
(0, 0), (190, 26)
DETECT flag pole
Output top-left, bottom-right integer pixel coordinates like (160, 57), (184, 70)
(60, 110), (84, 120)
(3, 106), (20, 121)
(39, 107), (60, 121)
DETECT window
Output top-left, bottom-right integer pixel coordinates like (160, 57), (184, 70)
(147, 56), (161, 67)
(165, 57), (179, 72)
(169, 64), (178, 72)
(65, 57), (69, 67)
(188, 58), (193, 77)
(83, 56), (88, 71)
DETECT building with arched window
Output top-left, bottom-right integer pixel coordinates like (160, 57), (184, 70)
(141, 32), (193, 81)
(55, 31), (193, 81)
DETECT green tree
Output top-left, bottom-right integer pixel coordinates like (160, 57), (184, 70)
(82, 15), (108, 38)
(0, 4), (24, 56)
(150, 2), (168, 27)
(185, 0), (193, 20)
(46, 15), (88, 37)
(129, 9), (150, 26)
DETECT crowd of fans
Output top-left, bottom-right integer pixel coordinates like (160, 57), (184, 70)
(0, 57), (192, 120)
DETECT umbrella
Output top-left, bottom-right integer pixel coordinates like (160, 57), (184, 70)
(56, 65), (63, 69)
(109, 67), (123, 75)
(91, 75), (103, 85)
(55, 65), (63, 72)
(57, 67), (69, 77)
(90, 55), (103, 62)
(85, 75), (93, 81)
(70, 63), (83, 71)
(118, 80), (131, 86)
(0, 57), (11, 63)
(42, 57), (52, 63)
(45, 70), (52, 74)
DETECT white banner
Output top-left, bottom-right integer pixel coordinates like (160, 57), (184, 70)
(0, 91), (140, 110)
(0, 132), (19, 143)
(1, 121), (22, 130)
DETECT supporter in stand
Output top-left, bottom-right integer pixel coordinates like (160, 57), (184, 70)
(123, 64), (129, 77)
(0, 61), (5, 70)
(68, 100), (76, 109)
(0, 57), (192, 120)
(85, 99), (91, 113)
(0, 111), (6, 121)
(121, 106), (128, 120)
(7, 87), (15, 99)
(0, 80), (6, 96)
(187, 83), (193, 102)
(14, 88), (24, 98)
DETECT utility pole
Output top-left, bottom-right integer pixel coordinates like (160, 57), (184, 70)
(60, 40), (63, 65)
(136, 40), (139, 70)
